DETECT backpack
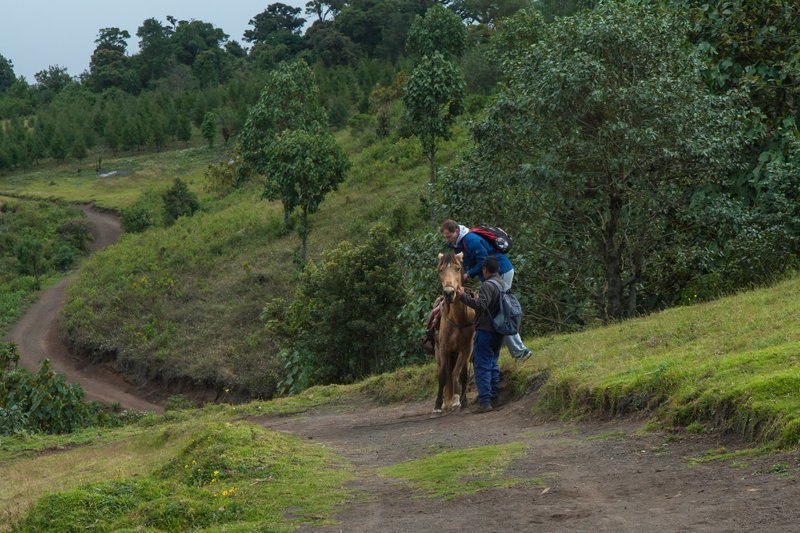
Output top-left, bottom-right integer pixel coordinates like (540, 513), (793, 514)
(486, 278), (523, 336)
(470, 225), (513, 254)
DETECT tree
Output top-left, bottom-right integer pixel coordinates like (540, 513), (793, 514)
(34, 65), (73, 93)
(0, 54), (14, 92)
(162, 178), (199, 225)
(136, 18), (173, 84)
(170, 19), (228, 66)
(15, 237), (45, 288)
(403, 52), (464, 228)
(406, 4), (467, 59)
(200, 111), (218, 147)
(305, 0), (345, 22)
(239, 60), (327, 223)
(244, 3), (306, 55)
(262, 129), (349, 264)
(442, 1), (748, 323)
(88, 27), (139, 92)
(450, 0), (528, 25)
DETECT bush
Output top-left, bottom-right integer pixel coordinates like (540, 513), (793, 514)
(266, 223), (423, 389)
(121, 190), (163, 233)
(162, 178), (199, 226)
(0, 342), (114, 435)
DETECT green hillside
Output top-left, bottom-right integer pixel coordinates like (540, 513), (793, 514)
(5, 275), (800, 528)
(56, 125), (464, 398)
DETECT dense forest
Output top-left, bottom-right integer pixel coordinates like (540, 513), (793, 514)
(1, 0), (799, 396)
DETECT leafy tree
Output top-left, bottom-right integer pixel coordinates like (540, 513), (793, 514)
(262, 128), (349, 264)
(264, 224), (409, 389)
(200, 111), (218, 147)
(304, 20), (362, 67)
(403, 52), (464, 228)
(193, 48), (231, 87)
(162, 178), (199, 225)
(239, 60), (327, 224)
(406, 4), (467, 59)
(15, 236), (45, 288)
(34, 65), (72, 93)
(532, 0), (596, 21)
(88, 27), (139, 93)
(170, 19), (228, 66)
(305, 0), (345, 22)
(0, 54), (14, 91)
(441, 1), (749, 323)
(175, 113), (192, 144)
(450, 0), (528, 25)
(245, 3), (307, 42)
(136, 18), (174, 84)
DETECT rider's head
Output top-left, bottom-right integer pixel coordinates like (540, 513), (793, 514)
(440, 219), (459, 245)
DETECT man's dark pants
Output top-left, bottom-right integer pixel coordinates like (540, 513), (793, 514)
(473, 329), (502, 407)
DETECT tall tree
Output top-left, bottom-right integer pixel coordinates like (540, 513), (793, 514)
(245, 3), (307, 42)
(170, 19), (228, 66)
(136, 18), (173, 84)
(403, 6), (466, 228)
(34, 65), (72, 93)
(304, 0), (345, 21)
(262, 129), (349, 264)
(0, 54), (15, 92)
(88, 27), (139, 92)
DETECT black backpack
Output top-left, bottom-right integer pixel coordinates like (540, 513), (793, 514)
(485, 278), (523, 336)
(470, 225), (513, 254)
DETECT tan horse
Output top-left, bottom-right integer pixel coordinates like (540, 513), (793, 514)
(434, 251), (476, 412)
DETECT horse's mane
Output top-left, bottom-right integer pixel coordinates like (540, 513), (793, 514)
(440, 251), (459, 265)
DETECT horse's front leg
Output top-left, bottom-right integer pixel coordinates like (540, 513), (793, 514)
(434, 362), (447, 413)
(448, 353), (467, 410)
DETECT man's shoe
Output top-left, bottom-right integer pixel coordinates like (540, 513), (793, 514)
(472, 403), (493, 414)
(514, 349), (532, 362)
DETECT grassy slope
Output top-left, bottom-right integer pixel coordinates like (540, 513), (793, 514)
(0, 147), (217, 210)
(7, 276), (800, 528)
(6, 125), (465, 398)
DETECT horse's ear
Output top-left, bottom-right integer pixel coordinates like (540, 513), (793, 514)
(456, 252), (464, 262)
(437, 252), (444, 262)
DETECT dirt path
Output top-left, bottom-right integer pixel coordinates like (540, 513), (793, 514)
(6, 205), (162, 413)
(259, 396), (800, 532)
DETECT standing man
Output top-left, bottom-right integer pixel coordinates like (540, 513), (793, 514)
(457, 256), (503, 413)
(440, 219), (531, 361)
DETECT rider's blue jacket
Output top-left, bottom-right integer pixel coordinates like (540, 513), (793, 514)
(450, 231), (513, 281)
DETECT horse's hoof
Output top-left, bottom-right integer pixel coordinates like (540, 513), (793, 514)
(447, 399), (461, 410)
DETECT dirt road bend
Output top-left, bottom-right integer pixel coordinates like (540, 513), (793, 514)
(6, 204), (162, 413)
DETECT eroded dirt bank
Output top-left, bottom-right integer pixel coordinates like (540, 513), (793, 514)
(6, 205), (162, 412)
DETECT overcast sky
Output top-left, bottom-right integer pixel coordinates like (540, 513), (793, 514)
(0, 1), (307, 82)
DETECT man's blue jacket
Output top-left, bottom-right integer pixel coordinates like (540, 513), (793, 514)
(451, 231), (513, 280)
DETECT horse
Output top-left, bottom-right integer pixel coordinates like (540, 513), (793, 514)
(433, 251), (476, 413)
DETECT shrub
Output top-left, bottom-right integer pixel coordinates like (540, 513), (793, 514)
(162, 178), (199, 226)
(265, 223), (422, 389)
(121, 190), (163, 233)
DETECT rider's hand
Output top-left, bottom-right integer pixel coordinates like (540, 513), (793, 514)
(456, 287), (465, 298)
(462, 273), (469, 283)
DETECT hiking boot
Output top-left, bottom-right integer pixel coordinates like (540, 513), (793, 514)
(514, 349), (532, 362)
(472, 403), (493, 414)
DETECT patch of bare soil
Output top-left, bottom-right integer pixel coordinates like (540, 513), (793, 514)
(258, 394), (800, 532)
(5, 205), (162, 413)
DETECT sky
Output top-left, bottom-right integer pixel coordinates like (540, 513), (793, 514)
(0, 0), (307, 82)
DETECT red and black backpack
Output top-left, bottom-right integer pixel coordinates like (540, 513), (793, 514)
(468, 225), (513, 254)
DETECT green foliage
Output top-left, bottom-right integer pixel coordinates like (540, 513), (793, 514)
(265, 224), (420, 387)
(0, 53), (15, 92)
(162, 178), (200, 226)
(121, 189), (163, 233)
(0, 343), (114, 435)
(406, 4), (467, 59)
(403, 51), (464, 226)
(200, 111), (218, 147)
(261, 128), (349, 262)
(442, 1), (752, 329)
(239, 59), (327, 177)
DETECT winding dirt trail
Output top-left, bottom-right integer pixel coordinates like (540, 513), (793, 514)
(6, 205), (162, 412)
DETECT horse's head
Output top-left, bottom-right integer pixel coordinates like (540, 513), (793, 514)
(437, 251), (464, 303)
